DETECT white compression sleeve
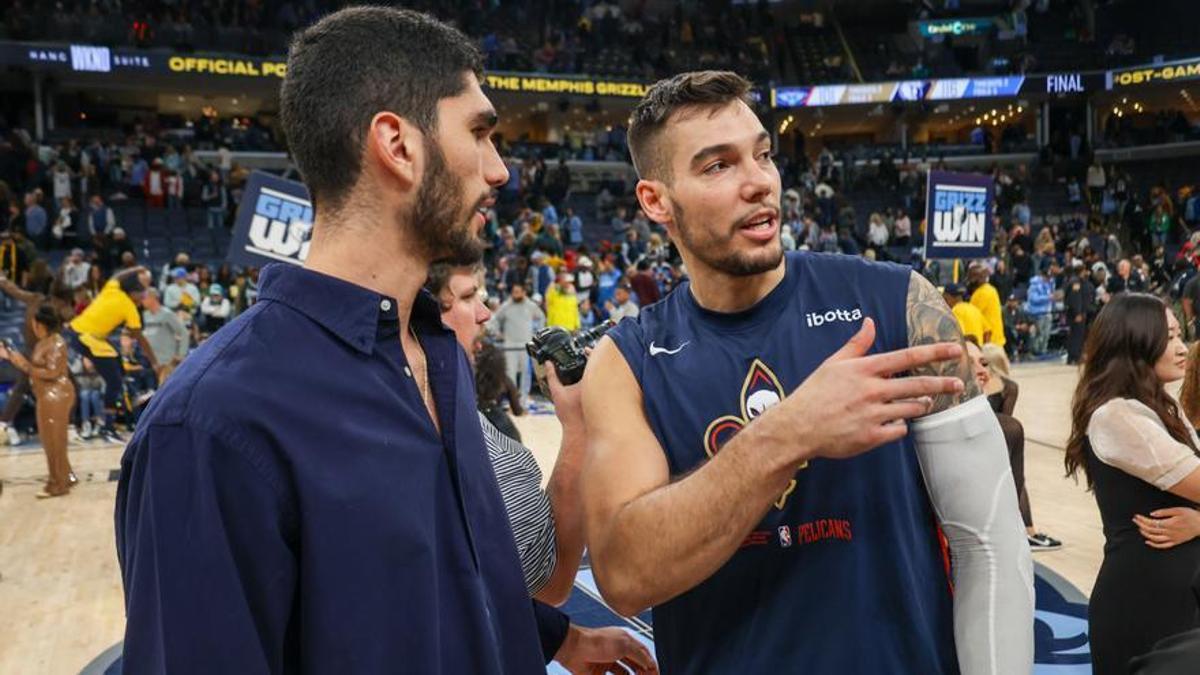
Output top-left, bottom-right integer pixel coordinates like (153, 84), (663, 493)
(910, 394), (1035, 675)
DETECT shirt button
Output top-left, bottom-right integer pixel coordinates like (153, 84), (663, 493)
(404, 366), (412, 377)
(380, 299), (392, 312)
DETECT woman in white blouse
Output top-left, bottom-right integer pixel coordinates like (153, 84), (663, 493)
(1065, 293), (1200, 675)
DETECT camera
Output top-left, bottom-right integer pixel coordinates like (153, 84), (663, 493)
(526, 320), (615, 387)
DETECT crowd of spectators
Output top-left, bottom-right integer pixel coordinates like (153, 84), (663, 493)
(1, 0), (786, 83)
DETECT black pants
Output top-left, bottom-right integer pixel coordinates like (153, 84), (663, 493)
(1, 372), (29, 424)
(1067, 319), (1087, 364)
(998, 413), (1033, 529)
(65, 329), (122, 410)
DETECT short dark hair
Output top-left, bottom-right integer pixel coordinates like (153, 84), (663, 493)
(119, 273), (145, 295)
(34, 304), (61, 333)
(424, 262), (484, 301)
(425, 262), (456, 299)
(627, 71), (754, 182)
(280, 7), (484, 212)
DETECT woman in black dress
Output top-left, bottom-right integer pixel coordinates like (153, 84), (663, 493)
(1065, 293), (1200, 674)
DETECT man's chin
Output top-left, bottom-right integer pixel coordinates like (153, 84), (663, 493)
(433, 238), (486, 266)
(713, 243), (784, 277)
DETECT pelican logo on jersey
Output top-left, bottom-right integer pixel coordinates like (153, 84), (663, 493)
(703, 359), (804, 509)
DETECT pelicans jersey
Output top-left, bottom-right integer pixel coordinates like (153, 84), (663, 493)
(607, 251), (957, 674)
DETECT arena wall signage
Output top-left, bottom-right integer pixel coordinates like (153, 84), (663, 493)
(0, 41), (286, 78)
(923, 170), (994, 260)
(770, 76), (1024, 108)
(483, 73), (647, 98)
(916, 18), (994, 38)
(1107, 56), (1200, 89)
(227, 172), (312, 268)
(0, 41), (154, 73)
(166, 55), (286, 78)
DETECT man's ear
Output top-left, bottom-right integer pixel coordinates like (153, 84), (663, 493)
(636, 179), (673, 231)
(365, 111), (421, 191)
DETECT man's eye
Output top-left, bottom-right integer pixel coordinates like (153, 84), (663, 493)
(704, 161), (728, 175)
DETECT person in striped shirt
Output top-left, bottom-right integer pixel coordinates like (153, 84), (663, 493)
(427, 261), (658, 673)
(426, 262), (586, 602)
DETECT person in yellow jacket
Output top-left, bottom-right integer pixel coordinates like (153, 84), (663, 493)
(64, 267), (158, 442)
(943, 283), (988, 346)
(544, 271), (580, 331)
(967, 263), (1006, 348)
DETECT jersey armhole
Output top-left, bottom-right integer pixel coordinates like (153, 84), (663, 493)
(605, 320), (647, 383)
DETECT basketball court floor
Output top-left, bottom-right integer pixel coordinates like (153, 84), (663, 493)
(0, 362), (1102, 673)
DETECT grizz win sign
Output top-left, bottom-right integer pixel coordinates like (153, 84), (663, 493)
(923, 170), (994, 260)
(227, 171), (312, 268)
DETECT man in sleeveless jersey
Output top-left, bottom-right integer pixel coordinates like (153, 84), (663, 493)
(580, 71), (1032, 674)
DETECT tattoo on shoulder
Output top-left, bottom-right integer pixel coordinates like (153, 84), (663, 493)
(905, 272), (981, 412)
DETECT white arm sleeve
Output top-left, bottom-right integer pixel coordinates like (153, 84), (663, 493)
(910, 394), (1035, 675)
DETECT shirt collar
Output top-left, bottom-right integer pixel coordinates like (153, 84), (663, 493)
(256, 263), (446, 355)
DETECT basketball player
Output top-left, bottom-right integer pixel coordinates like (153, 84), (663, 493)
(581, 72), (1033, 674)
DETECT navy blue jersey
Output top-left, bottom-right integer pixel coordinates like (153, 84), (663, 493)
(608, 251), (957, 674)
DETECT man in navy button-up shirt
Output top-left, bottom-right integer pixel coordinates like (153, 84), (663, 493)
(116, 7), (554, 673)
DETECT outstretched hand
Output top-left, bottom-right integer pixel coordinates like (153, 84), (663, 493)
(759, 318), (965, 465)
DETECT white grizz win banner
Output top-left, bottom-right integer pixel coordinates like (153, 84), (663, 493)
(228, 171), (313, 268)
(923, 169), (994, 260)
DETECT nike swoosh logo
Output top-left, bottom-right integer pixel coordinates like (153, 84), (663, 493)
(649, 341), (690, 356)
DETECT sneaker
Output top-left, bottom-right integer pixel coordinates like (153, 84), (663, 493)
(1028, 533), (1062, 551)
(69, 426), (84, 443)
(99, 427), (125, 444)
(5, 425), (20, 446)
(80, 420), (93, 439)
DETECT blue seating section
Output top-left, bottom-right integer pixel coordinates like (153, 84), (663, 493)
(109, 203), (233, 272)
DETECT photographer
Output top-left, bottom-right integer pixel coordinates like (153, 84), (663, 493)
(426, 263), (655, 673)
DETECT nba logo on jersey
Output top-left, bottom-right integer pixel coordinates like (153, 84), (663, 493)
(777, 526), (793, 548)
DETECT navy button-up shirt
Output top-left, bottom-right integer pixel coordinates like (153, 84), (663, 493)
(116, 263), (545, 674)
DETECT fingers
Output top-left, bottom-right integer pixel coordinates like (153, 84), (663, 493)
(1146, 539), (1179, 549)
(1149, 508), (1187, 518)
(616, 638), (657, 673)
(827, 317), (876, 362)
(1138, 527), (1172, 544)
(877, 400), (934, 422)
(861, 341), (964, 376)
(878, 376), (964, 402)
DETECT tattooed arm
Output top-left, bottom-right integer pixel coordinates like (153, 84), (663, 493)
(906, 272), (981, 411)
